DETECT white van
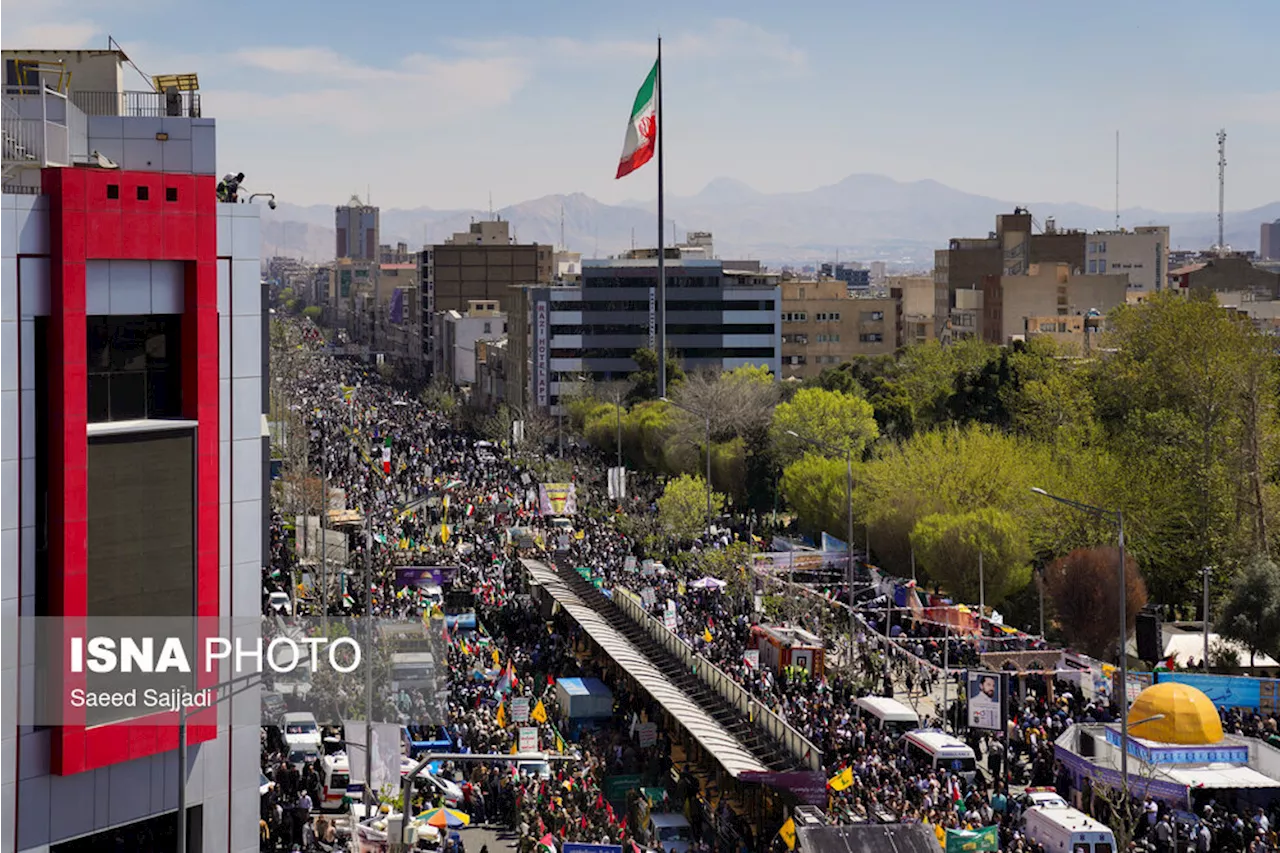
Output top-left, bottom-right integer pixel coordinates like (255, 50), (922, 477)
(855, 696), (920, 736)
(321, 753), (350, 811)
(1024, 804), (1116, 853)
(902, 729), (977, 783)
(646, 813), (692, 853)
(280, 712), (322, 752)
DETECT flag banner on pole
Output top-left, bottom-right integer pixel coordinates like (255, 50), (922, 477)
(381, 437), (391, 474)
(615, 59), (658, 179)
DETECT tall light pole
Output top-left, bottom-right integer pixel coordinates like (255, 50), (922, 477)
(1031, 487), (1129, 795)
(786, 430), (856, 677)
(661, 396), (712, 541)
(1202, 565), (1212, 672)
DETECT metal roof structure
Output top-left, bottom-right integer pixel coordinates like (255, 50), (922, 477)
(524, 559), (770, 778)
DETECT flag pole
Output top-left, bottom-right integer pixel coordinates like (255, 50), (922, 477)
(656, 35), (667, 399)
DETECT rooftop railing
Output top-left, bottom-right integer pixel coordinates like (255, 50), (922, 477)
(70, 90), (201, 118)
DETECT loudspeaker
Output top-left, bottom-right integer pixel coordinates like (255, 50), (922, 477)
(1136, 608), (1162, 662)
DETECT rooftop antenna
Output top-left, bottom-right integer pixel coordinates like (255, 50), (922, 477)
(1114, 130), (1120, 230)
(1217, 129), (1227, 255)
(488, 191), (493, 221)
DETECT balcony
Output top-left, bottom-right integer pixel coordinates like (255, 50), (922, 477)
(2, 84), (82, 192)
(70, 89), (201, 118)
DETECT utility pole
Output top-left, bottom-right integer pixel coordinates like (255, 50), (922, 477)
(1202, 565), (1212, 672)
(978, 550), (985, 622)
(364, 509), (374, 804)
(1217, 129), (1228, 255)
(321, 419), (329, 633)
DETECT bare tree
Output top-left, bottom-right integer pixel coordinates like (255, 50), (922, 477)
(1043, 547), (1148, 660)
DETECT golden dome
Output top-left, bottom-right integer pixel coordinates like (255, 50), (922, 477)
(1126, 682), (1223, 745)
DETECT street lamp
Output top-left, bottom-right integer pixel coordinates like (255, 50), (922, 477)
(660, 396), (713, 541)
(786, 429), (861, 679)
(1031, 486), (1130, 794)
(249, 191), (278, 210)
(176, 672), (264, 853)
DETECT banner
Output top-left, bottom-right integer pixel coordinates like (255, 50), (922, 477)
(821, 532), (847, 552)
(607, 466), (627, 501)
(393, 566), (457, 588)
(511, 697), (530, 723)
(636, 722), (657, 747)
(535, 299), (549, 407)
(945, 825), (999, 853)
(538, 483), (578, 516)
(518, 726), (538, 752)
(739, 771), (828, 806)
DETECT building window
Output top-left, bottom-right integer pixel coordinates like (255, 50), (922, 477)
(830, 333), (840, 342)
(165, 187), (178, 202)
(859, 333), (883, 343)
(87, 315), (183, 422)
(797, 287), (805, 299)
(106, 184), (119, 200)
(483, 322), (492, 334)
(867, 311), (884, 322)
(136, 185), (149, 201)
(832, 312), (841, 321)
(1087, 260), (1096, 273)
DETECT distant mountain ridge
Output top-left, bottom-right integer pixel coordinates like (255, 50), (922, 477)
(261, 174), (1279, 267)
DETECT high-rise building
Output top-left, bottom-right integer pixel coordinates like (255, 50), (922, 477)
(508, 258), (780, 413)
(420, 219), (552, 375)
(335, 196), (379, 261)
(1262, 220), (1280, 261)
(2, 48), (265, 853)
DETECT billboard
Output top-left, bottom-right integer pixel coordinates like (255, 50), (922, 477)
(539, 483), (577, 516)
(393, 566), (457, 588)
(535, 298), (549, 408)
(966, 670), (1004, 731)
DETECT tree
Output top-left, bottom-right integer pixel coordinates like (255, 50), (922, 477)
(1091, 292), (1278, 604)
(626, 347), (686, 403)
(909, 508), (1032, 605)
(1216, 554), (1280, 666)
(779, 453), (850, 538)
(302, 305), (322, 322)
(1042, 547), (1148, 660)
(770, 387), (879, 463)
(656, 474), (725, 542)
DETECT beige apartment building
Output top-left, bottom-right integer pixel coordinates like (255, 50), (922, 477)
(985, 262), (1128, 344)
(780, 279), (898, 379)
(888, 275), (944, 344)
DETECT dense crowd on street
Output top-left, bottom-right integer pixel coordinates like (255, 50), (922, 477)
(260, 319), (1280, 852)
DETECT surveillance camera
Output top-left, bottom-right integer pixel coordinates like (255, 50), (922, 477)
(269, 199), (277, 210)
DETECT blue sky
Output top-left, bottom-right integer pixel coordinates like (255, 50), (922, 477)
(5, 0), (1278, 212)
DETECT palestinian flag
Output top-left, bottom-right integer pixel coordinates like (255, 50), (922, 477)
(381, 437), (391, 474)
(466, 503), (475, 518)
(342, 592), (354, 608)
(615, 59), (658, 179)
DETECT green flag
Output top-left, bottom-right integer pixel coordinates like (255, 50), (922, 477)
(945, 825), (999, 853)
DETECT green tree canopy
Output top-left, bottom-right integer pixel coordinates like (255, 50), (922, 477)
(770, 387), (879, 463)
(779, 453), (851, 539)
(1217, 554), (1280, 666)
(910, 507), (1032, 605)
(657, 474), (726, 542)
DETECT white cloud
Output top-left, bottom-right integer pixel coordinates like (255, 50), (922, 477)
(449, 17), (809, 74)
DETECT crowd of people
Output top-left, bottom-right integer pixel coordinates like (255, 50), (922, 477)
(261, 318), (1280, 852)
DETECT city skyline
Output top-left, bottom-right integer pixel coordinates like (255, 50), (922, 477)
(3, 0), (1277, 213)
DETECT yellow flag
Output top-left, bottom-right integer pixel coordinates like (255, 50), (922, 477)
(827, 766), (853, 792)
(440, 524), (450, 544)
(443, 495), (450, 511)
(703, 627), (714, 643)
(492, 649), (501, 668)
(934, 822), (946, 849)
(555, 734), (565, 754)
(510, 740), (518, 755)
(531, 699), (547, 724)
(495, 702), (506, 729)
(778, 818), (797, 851)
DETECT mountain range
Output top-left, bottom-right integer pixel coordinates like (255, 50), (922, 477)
(259, 173), (1280, 268)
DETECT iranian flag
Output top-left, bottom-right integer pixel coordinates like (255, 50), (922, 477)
(615, 59), (658, 179)
(381, 437), (391, 474)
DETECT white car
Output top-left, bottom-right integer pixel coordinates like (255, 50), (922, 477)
(421, 772), (463, 807)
